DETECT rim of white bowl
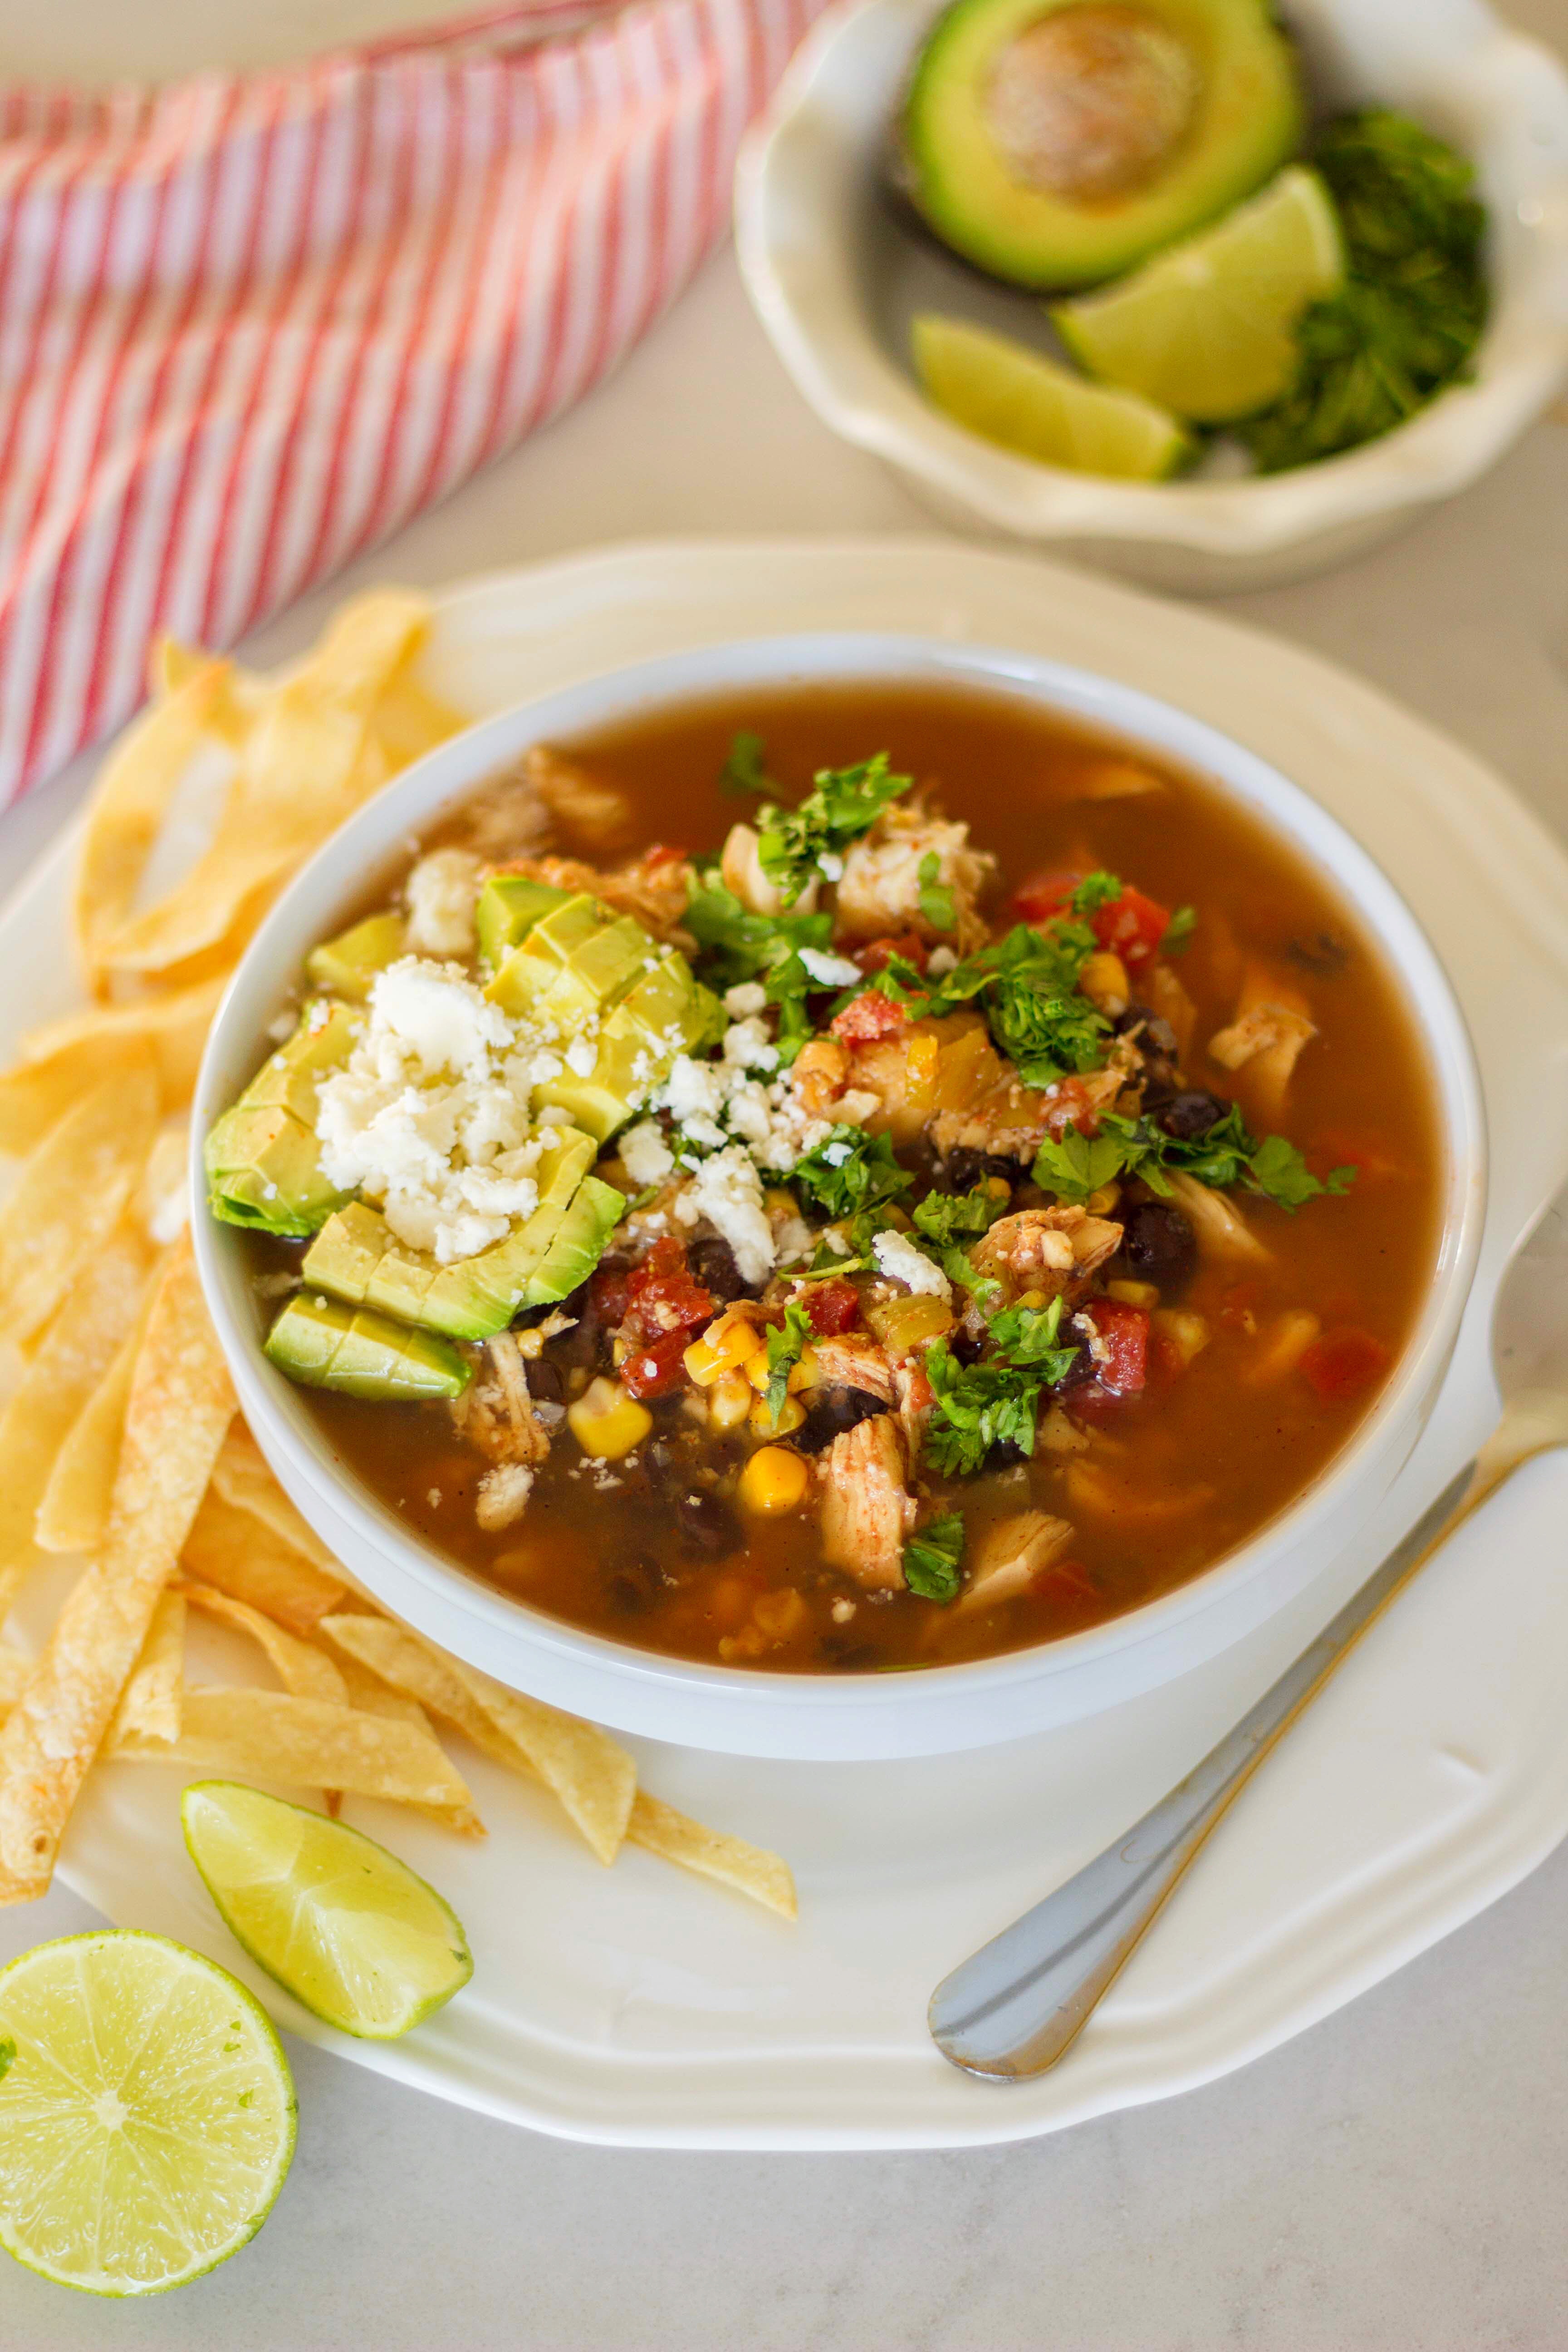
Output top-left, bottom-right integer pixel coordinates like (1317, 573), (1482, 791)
(192, 632), (1486, 1722)
(733, 0), (1568, 556)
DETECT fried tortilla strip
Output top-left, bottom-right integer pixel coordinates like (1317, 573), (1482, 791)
(321, 1614), (634, 1864)
(0, 1225), (152, 1611)
(627, 1793), (797, 1922)
(0, 1054), (159, 1346)
(181, 1489), (346, 1635)
(333, 1654), (485, 1839)
(93, 592), (429, 985)
(0, 1241), (234, 1900)
(75, 654), (232, 987)
(109, 1688), (479, 1819)
(0, 978), (225, 1158)
(179, 1582), (348, 1705)
(107, 1590), (186, 1745)
(0, 1646), (29, 1720)
(368, 670), (463, 771)
(210, 1423), (344, 1582)
(33, 1284), (155, 1558)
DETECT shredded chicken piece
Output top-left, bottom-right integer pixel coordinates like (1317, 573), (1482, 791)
(1067, 760), (1167, 802)
(818, 1414), (915, 1592)
(1210, 956), (1318, 1122)
(494, 851), (695, 946)
(833, 807), (994, 955)
(451, 1332), (553, 1477)
(971, 1207), (1123, 1303)
(954, 1511), (1075, 1615)
(808, 1336), (898, 1404)
(1163, 1171), (1270, 1264)
(720, 821), (818, 920)
(475, 1463), (534, 1531)
(524, 743), (634, 851)
(1209, 1001), (1317, 1073)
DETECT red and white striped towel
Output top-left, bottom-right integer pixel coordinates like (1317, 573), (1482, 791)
(0, 0), (825, 811)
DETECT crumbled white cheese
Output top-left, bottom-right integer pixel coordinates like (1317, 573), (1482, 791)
(723, 981), (768, 1019)
(475, 1463), (533, 1531)
(671, 1144), (776, 1284)
(926, 946), (958, 976)
(661, 1055), (726, 1123)
(404, 848), (483, 958)
(372, 959), (512, 1079)
(822, 1138), (853, 1167)
(817, 851), (844, 882)
(722, 1017), (779, 1073)
(619, 1120), (674, 1188)
(564, 1037), (598, 1078)
(873, 1229), (951, 1301)
(798, 946), (863, 987)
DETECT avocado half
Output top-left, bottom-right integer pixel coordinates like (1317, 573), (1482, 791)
(902, 0), (1304, 290)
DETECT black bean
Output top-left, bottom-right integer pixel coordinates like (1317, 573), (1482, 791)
(541, 1286), (601, 1371)
(935, 1148), (1019, 1196)
(1159, 1090), (1229, 1142)
(1286, 931), (1349, 977)
(605, 1555), (664, 1615)
(687, 1236), (758, 1303)
(675, 1489), (741, 1558)
(794, 1387), (890, 1455)
(1051, 1318), (1101, 1394)
(525, 1357), (564, 1405)
(1121, 1200), (1196, 1286)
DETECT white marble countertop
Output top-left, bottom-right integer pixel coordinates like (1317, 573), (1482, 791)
(4, 1), (1568, 2340)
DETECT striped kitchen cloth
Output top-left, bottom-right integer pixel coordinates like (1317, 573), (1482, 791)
(0, 0), (825, 810)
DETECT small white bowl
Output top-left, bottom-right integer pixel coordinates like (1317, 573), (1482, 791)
(192, 634), (1485, 1759)
(735, 0), (1568, 593)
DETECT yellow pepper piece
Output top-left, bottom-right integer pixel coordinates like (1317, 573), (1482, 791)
(684, 1312), (765, 1387)
(737, 1446), (809, 1516)
(567, 1377), (652, 1460)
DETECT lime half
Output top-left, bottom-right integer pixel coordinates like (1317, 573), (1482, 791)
(0, 1930), (295, 2297)
(913, 315), (1191, 481)
(182, 1782), (472, 2040)
(1052, 166), (1344, 423)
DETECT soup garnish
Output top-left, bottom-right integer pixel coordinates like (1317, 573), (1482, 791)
(210, 683), (1438, 1672)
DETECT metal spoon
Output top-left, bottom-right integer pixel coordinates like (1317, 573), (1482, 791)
(929, 1190), (1568, 2082)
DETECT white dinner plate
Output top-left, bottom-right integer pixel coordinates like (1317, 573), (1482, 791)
(7, 535), (1568, 2151)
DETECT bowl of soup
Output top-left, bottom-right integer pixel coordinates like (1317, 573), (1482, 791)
(191, 635), (1483, 1759)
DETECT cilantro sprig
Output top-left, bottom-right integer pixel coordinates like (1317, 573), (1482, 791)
(1032, 1108), (1356, 1212)
(755, 754), (913, 908)
(790, 1127), (913, 1223)
(916, 851), (956, 933)
(764, 1302), (814, 1424)
(921, 1295), (1079, 1478)
(869, 915), (1110, 1089)
(717, 730), (776, 799)
(902, 1512), (966, 1603)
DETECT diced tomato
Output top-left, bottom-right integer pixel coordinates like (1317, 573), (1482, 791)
(800, 1278), (861, 1337)
(902, 1360), (935, 1415)
(856, 932), (929, 976)
(1041, 1073), (1109, 1140)
(1010, 869), (1082, 924)
(623, 1238), (715, 1340)
(642, 842), (686, 868)
(588, 1265), (632, 1328)
(1091, 884), (1170, 970)
(831, 989), (907, 1045)
(1299, 1327), (1391, 1404)
(1092, 1299), (1149, 1396)
(1034, 1557), (1098, 1607)
(619, 1327), (693, 1400)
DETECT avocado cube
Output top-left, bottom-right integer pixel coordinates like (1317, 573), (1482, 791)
(204, 1002), (361, 1239)
(523, 1175), (625, 1307)
(265, 1295), (471, 1401)
(485, 896), (603, 1014)
(529, 916), (653, 1032)
(305, 912), (406, 1000)
(302, 1201), (438, 1321)
(475, 876), (573, 972)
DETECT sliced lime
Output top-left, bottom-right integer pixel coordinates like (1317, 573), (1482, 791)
(181, 1782), (472, 2040)
(1052, 165), (1345, 423)
(912, 314), (1192, 480)
(0, 1929), (295, 2297)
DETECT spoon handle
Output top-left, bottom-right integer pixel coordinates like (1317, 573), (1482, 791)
(929, 1459), (1481, 2081)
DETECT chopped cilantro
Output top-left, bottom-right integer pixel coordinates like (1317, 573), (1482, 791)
(986, 1293), (1079, 1378)
(791, 1127), (913, 1222)
(755, 753), (912, 907)
(1029, 1127), (1131, 1206)
(916, 851), (957, 933)
(902, 1511), (966, 1603)
(911, 1183), (1008, 1295)
(1069, 870), (1124, 915)
(912, 920), (1109, 1087)
(718, 730), (775, 798)
(684, 877), (833, 989)
(1032, 1110), (1356, 1213)
(1161, 905), (1197, 955)
(764, 1301), (814, 1422)
(921, 1296), (1079, 1476)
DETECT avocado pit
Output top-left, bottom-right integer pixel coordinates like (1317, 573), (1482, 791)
(985, 5), (1200, 203)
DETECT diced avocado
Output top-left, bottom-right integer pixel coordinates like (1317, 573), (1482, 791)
(901, 0), (1303, 290)
(204, 1001), (361, 1239)
(475, 875), (574, 972)
(265, 1295), (471, 1401)
(485, 894), (604, 1014)
(304, 911), (406, 1000)
(524, 1175), (625, 1307)
(300, 1129), (599, 1341)
(529, 916), (653, 1032)
(541, 955), (722, 1142)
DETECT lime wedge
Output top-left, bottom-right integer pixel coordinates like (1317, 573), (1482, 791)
(182, 1782), (472, 2040)
(912, 315), (1191, 481)
(1052, 166), (1345, 423)
(0, 1930), (295, 2297)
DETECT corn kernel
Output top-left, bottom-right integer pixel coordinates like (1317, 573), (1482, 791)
(1105, 1278), (1160, 1310)
(515, 1325), (545, 1359)
(684, 1313), (764, 1386)
(746, 1346), (815, 1396)
(709, 1370), (754, 1429)
(750, 1390), (805, 1436)
(1081, 950), (1129, 1014)
(737, 1445), (809, 1515)
(567, 1377), (652, 1460)
(754, 1588), (808, 1640)
(1152, 1307), (1210, 1371)
(1086, 1183), (1122, 1215)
